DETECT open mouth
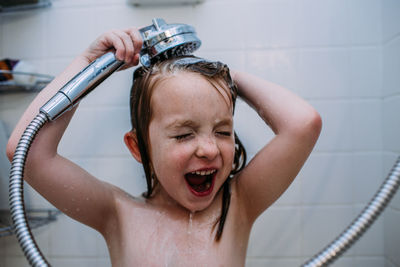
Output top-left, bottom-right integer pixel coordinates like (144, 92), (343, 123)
(184, 169), (216, 197)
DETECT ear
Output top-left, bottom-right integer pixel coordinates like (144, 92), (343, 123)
(124, 131), (142, 163)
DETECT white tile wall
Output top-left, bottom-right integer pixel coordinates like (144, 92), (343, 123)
(382, 0), (400, 265)
(242, 0), (299, 49)
(349, 47), (381, 98)
(1, 11), (47, 60)
(296, 0), (352, 47)
(383, 37), (400, 97)
(383, 96), (400, 152)
(384, 209), (400, 266)
(382, 0), (400, 43)
(297, 48), (351, 99)
(300, 153), (354, 205)
(1, 0), (398, 266)
(301, 206), (355, 256)
(247, 207), (302, 257)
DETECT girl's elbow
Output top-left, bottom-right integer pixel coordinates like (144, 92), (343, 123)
(6, 138), (17, 162)
(310, 109), (322, 134)
(303, 109), (322, 141)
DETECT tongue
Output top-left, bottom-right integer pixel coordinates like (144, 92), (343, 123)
(185, 173), (207, 186)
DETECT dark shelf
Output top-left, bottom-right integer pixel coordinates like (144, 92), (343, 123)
(0, 209), (60, 237)
(0, 70), (53, 93)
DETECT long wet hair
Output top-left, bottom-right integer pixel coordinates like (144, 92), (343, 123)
(129, 55), (247, 241)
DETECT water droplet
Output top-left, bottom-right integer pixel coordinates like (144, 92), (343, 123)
(187, 212), (194, 235)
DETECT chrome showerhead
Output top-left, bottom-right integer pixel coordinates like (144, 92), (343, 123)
(139, 18), (201, 67)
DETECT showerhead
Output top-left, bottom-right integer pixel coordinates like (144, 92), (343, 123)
(40, 18), (201, 121)
(139, 18), (201, 67)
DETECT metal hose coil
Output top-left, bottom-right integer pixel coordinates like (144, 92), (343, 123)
(302, 155), (400, 267)
(9, 112), (49, 267)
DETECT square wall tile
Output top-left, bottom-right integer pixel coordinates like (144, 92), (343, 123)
(242, 0), (299, 48)
(348, 0), (382, 45)
(47, 8), (96, 58)
(301, 206), (354, 256)
(352, 152), (383, 205)
(2, 10), (47, 59)
(192, 1), (245, 51)
(351, 100), (382, 151)
(248, 207), (301, 257)
(245, 49), (298, 92)
(296, 0), (352, 46)
(383, 38), (400, 97)
(384, 209), (400, 266)
(383, 96), (400, 152)
(310, 100), (353, 152)
(382, 0), (400, 43)
(300, 153), (353, 205)
(350, 47), (382, 98)
(297, 48), (351, 99)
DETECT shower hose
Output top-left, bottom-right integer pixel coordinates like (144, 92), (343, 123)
(9, 112), (400, 266)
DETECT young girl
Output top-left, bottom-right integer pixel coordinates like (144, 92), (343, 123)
(7, 27), (322, 266)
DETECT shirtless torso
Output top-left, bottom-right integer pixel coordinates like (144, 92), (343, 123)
(104, 180), (251, 267)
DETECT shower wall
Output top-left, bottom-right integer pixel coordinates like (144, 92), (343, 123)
(382, 0), (400, 266)
(0, 0), (394, 266)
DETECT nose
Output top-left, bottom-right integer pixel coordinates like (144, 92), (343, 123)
(195, 136), (219, 160)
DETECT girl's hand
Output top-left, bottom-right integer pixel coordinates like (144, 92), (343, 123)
(81, 27), (143, 69)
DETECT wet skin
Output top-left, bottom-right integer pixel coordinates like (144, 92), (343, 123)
(105, 72), (251, 266)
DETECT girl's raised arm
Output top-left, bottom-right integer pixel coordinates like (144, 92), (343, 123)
(232, 70), (322, 223)
(6, 28), (143, 233)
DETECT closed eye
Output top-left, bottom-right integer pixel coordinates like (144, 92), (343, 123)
(174, 133), (192, 141)
(217, 131), (232, 137)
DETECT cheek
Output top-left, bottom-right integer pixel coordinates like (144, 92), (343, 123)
(167, 143), (194, 169)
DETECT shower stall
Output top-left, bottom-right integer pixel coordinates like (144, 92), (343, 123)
(0, 0), (399, 266)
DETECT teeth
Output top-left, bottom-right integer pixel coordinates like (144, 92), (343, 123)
(205, 181), (211, 189)
(190, 169), (216, 176)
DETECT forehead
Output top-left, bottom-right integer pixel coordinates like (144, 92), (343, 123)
(151, 71), (232, 110)
(150, 72), (233, 123)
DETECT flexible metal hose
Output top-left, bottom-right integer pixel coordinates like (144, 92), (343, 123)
(8, 112), (400, 267)
(302, 155), (400, 267)
(9, 112), (49, 267)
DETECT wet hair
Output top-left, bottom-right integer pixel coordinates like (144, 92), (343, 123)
(129, 55), (247, 241)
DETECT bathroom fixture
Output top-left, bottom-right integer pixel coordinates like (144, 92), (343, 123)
(0, 0), (51, 13)
(0, 209), (59, 237)
(8, 16), (400, 267)
(9, 18), (201, 267)
(128, 0), (204, 7)
(0, 70), (53, 93)
(302, 156), (400, 266)
(0, 119), (59, 238)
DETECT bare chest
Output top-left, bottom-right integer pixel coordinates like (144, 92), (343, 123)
(108, 207), (248, 267)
